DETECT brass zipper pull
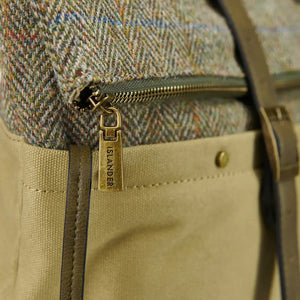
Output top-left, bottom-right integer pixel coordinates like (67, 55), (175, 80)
(99, 107), (124, 191)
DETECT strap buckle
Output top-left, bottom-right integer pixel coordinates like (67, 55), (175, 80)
(260, 106), (299, 181)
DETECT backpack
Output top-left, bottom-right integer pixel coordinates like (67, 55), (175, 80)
(1, 0), (300, 299)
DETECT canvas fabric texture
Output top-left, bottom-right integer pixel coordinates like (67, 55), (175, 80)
(3, 116), (300, 300)
(1, 0), (300, 150)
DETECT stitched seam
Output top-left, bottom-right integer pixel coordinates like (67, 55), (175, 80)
(22, 183), (66, 194)
(70, 152), (81, 299)
(21, 168), (261, 193)
(124, 169), (261, 190)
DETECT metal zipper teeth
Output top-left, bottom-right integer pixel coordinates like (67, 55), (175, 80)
(105, 73), (300, 105)
(106, 85), (247, 104)
(74, 82), (247, 111)
(73, 72), (300, 111)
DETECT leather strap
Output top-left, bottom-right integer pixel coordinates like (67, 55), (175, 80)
(276, 179), (300, 299)
(216, 1), (300, 299)
(60, 146), (92, 300)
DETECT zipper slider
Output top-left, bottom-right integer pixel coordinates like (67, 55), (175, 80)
(71, 84), (124, 191)
(99, 107), (124, 191)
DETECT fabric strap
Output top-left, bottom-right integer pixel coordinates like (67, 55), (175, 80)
(60, 146), (92, 300)
(216, 0), (300, 299)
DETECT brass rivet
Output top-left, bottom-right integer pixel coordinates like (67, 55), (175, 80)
(216, 151), (229, 168)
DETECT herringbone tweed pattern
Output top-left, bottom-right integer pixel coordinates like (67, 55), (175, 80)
(0, 0), (300, 149)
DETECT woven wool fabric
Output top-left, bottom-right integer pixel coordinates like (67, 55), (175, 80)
(0, 0), (300, 149)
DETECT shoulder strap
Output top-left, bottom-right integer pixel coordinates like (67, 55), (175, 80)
(216, 1), (300, 299)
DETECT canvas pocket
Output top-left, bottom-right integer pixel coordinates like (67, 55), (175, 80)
(3, 117), (300, 299)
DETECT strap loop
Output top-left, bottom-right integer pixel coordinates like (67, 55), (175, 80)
(260, 106), (299, 181)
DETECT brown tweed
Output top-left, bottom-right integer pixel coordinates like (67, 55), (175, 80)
(0, 0), (300, 149)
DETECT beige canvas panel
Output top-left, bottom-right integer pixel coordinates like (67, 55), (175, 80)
(0, 120), (23, 299)
(3, 118), (300, 299)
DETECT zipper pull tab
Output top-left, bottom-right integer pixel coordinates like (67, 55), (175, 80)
(99, 107), (124, 191)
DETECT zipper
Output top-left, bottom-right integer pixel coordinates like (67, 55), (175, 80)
(70, 72), (300, 192)
(71, 71), (300, 111)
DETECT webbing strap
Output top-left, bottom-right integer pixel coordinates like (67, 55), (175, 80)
(60, 146), (92, 300)
(216, 1), (300, 299)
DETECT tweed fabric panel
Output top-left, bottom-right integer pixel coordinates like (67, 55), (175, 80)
(244, 0), (300, 73)
(0, 2), (68, 149)
(0, 0), (300, 149)
(39, 0), (300, 99)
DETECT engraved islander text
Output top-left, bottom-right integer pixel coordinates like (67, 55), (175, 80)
(106, 146), (114, 186)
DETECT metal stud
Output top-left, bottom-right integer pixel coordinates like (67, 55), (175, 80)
(215, 151), (229, 168)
